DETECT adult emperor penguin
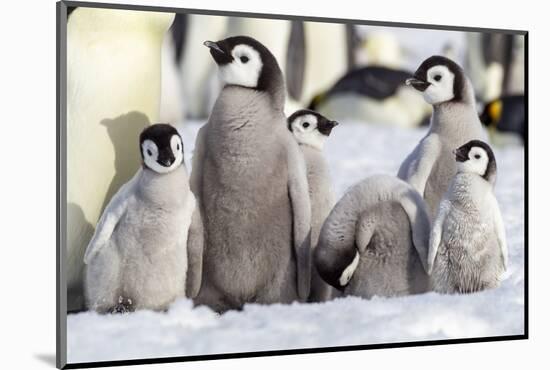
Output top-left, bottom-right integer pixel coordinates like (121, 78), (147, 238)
(66, 8), (174, 311)
(428, 140), (507, 293)
(191, 36), (312, 312)
(287, 109), (339, 302)
(315, 175), (431, 299)
(84, 124), (204, 313)
(398, 55), (486, 217)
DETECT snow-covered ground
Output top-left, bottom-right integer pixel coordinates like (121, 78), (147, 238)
(67, 122), (525, 364)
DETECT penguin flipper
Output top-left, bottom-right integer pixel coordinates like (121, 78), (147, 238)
(490, 195), (508, 270)
(190, 124), (208, 202)
(427, 199), (451, 274)
(186, 205), (204, 298)
(286, 139), (312, 300)
(83, 171), (138, 264)
(401, 135), (441, 197)
(398, 188), (431, 273)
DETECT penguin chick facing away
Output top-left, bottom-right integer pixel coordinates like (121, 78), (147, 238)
(398, 55), (486, 218)
(84, 124), (204, 313)
(315, 175), (431, 299)
(191, 36), (312, 312)
(288, 109), (338, 302)
(428, 140), (507, 294)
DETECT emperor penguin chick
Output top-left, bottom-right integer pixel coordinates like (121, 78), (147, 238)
(428, 140), (507, 294)
(288, 109), (339, 302)
(398, 56), (486, 218)
(84, 124), (204, 313)
(315, 175), (431, 299)
(191, 36), (312, 312)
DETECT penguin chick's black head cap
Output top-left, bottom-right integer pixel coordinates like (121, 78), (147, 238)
(204, 36), (284, 102)
(139, 123), (182, 164)
(287, 109), (339, 136)
(455, 139), (496, 182)
(412, 55), (465, 102)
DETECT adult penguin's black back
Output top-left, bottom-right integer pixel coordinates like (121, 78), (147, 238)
(170, 13), (188, 65)
(480, 95), (525, 142)
(309, 66), (412, 109)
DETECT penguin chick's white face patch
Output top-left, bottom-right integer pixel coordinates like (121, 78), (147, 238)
(142, 135), (184, 174)
(423, 65), (455, 105)
(339, 251), (360, 286)
(219, 44), (263, 89)
(289, 114), (326, 150)
(457, 146), (489, 177)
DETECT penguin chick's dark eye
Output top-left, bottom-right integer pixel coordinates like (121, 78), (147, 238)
(240, 55), (249, 63)
(147, 149), (152, 156)
(177, 143), (180, 151)
(303, 122), (310, 128)
(474, 154), (481, 159)
(434, 74), (442, 82)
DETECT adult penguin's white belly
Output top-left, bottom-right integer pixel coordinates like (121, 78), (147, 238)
(66, 8), (174, 311)
(301, 22), (348, 106)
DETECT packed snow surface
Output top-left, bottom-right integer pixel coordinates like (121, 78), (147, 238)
(67, 122), (525, 364)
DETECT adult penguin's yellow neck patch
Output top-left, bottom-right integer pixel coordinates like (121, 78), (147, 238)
(311, 92), (328, 108)
(489, 100), (503, 125)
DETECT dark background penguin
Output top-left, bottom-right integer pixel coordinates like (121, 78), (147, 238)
(480, 95), (525, 144)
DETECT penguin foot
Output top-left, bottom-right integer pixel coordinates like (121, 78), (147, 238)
(109, 296), (134, 314)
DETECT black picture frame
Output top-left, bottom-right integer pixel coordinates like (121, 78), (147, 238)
(56, 1), (528, 368)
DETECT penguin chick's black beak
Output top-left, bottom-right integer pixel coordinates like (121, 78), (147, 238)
(453, 147), (469, 163)
(157, 155), (175, 167)
(406, 77), (430, 92)
(318, 120), (339, 136)
(204, 40), (233, 65)
(204, 40), (224, 54)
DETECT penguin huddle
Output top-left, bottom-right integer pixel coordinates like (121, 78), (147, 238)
(83, 36), (508, 314)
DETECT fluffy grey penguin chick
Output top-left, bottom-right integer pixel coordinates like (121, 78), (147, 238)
(191, 36), (312, 312)
(398, 56), (486, 218)
(428, 140), (507, 294)
(84, 124), (204, 313)
(287, 109), (339, 302)
(315, 175), (431, 299)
